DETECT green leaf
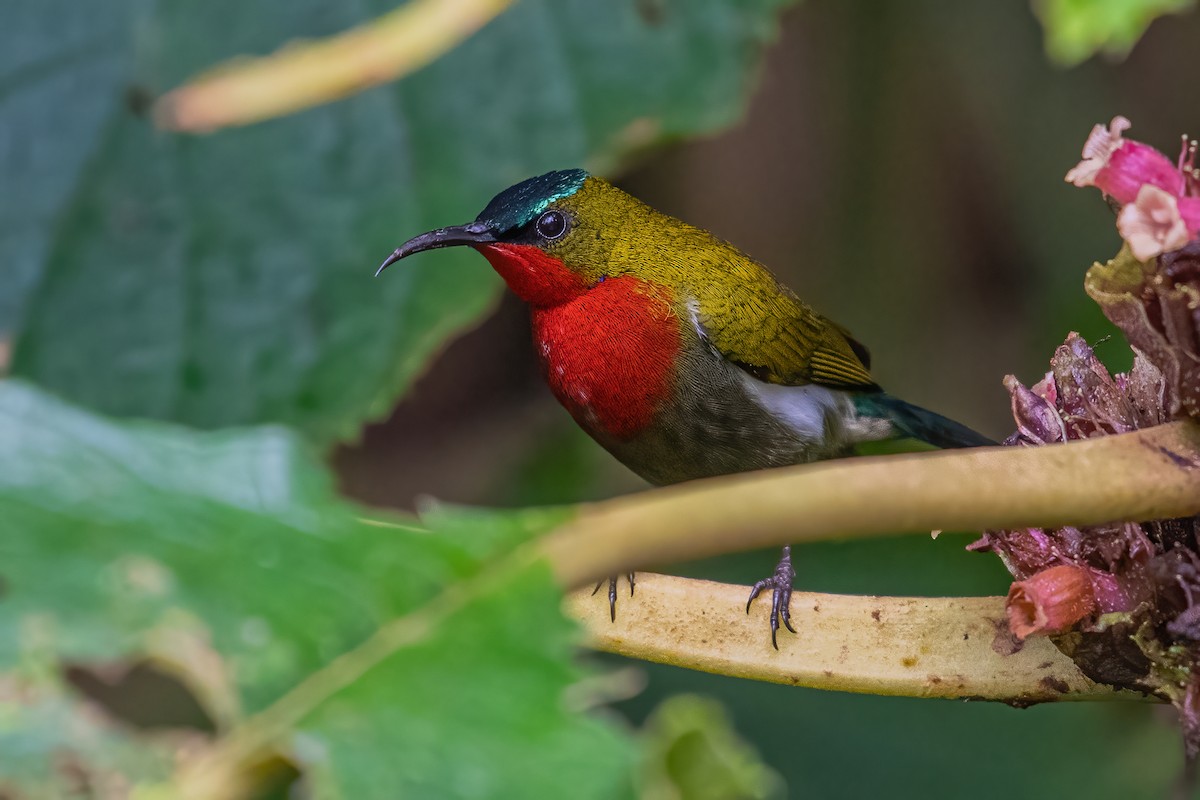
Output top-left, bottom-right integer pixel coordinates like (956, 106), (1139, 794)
(6, 0), (792, 445)
(292, 568), (633, 800)
(1033, 0), (1196, 64)
(0, 381), (632, 797)
(639, 694), (783, 800)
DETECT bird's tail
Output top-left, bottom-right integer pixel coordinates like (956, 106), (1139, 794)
(855, 393), (995, 449)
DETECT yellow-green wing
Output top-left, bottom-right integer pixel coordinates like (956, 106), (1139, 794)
(689, 266), (878, 391)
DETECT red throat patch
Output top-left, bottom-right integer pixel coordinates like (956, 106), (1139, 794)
(530, 276), (680, 440)
(476, 243), (587, 307)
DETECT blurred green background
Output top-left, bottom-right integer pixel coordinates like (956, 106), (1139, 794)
(4, 0), (1199, 796)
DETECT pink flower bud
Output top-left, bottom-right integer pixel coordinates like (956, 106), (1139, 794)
(1006, 564), (1097, 640)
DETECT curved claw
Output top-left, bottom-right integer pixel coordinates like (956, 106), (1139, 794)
(593, 573), (637, 622)
(745, 546), (797, 649)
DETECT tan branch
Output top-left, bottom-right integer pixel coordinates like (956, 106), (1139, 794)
(543, 420), (1200, 589)
(567, 573), (1133, 702)
(155, 0), (514, 132)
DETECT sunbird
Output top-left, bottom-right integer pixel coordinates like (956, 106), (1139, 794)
(378, 169), (992, 647)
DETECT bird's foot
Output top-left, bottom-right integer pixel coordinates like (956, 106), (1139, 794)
(592, 572), (636, 622)
(746, 546), (797, 649)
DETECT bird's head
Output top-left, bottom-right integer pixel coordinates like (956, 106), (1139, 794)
(377, 170), (666, 308)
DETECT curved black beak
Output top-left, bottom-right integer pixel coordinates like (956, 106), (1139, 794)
(375, 222), (497, 276)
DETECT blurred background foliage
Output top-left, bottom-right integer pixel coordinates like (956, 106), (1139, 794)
(6, 0), (789, 444)
(2, 0), (1198, 796)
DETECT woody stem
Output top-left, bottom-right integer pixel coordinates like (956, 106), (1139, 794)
(565, 573), (1131, 702)
(540, 420), (1200, 588)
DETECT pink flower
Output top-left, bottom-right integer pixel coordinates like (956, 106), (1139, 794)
(1118, 185), (1193, 261)
(1067, 117), (1200, 259)
(1006, 564), (1097, 640)
(1066, 116), (1132, 191)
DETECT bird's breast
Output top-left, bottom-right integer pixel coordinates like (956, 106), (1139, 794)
(531, 275), (680, 440)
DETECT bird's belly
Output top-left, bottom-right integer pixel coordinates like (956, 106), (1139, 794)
(603, 363), (851, 485)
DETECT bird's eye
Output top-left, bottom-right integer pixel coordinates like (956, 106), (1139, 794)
(535, 210), (568, 241)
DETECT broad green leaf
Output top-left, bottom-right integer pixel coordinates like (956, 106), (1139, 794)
(293, 569), (632, 800)
(1033, 0), (1195, 64)
(0, 381), (631, 797)
(6, 0), (792, 445)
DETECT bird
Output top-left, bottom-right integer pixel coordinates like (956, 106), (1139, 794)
(377, 169), (993, 647)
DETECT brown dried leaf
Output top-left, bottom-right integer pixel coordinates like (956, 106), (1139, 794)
(1086, 243), (1200, 418)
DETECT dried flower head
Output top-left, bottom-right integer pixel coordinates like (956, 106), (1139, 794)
(982, 128), (1200, 755)
(1086, 243), (1200, 419)
(978, 332), (1200, 738)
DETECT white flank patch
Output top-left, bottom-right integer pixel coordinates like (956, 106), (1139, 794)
(739, 375), (848, 445)
(739, 373), (893, 449)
